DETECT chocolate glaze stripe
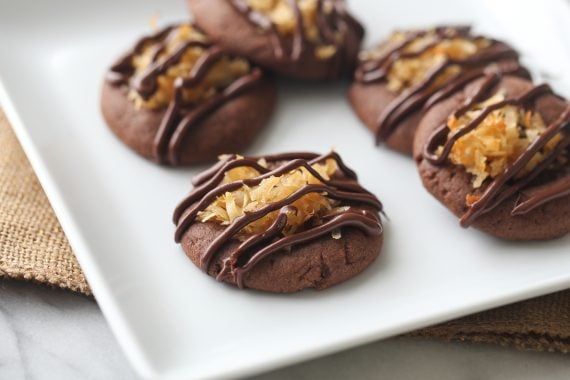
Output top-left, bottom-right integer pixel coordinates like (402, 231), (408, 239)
(180, 47), (226, 87)
(425, 73), (520, 163)
(422, 71), (570, 225)
(173, 153), (383, 282)
(150, 44), (263, 165)
(191, 151), (356, 193)
(173, 151), (360, 224)
(216, 207), (292, 281)
(450, 70), (506, 117)
(424, 77), (552, 165)
(375, 52), (520, 143)
(215, 206), (381, 287)
(289, 0), (305, 60)
(106, 24), (265, 165)
(191, 151), (327, 187)
(423, 61), (527, 111)
(192, 154), (239, 186)
(150, 43), (167, 63)
(314, 0), (364, 78)
(353, 26), (528, 144)
(151, 86), (182, 164)
(144, 43), (224, 160)
(106, 25), (176, 85)
(234, 209), (381, 288)
(373, 47), (525, 143)
(175, 156), (300, 223)
(422, 71), (503, 165)
(374, 59), (452, 143)
(174, 153), (380, 242)
(355, 26), (471, 82)
(461, 105), (570, 226)
(468, 43), (519, 62)
(134, 40), (212, 99)
(229, 0), (359, 75)
(356, 32), (424, 81)
(332, 0), (365, 40)
(360, 39), (447, 83)
(315, 0), (343, 76)
(481, 133), (570, 216)
(357, 26), (483, 80)
(513, 175), (570, 216)
(196, 183), (381, 271)
(362, 39), (519, 85)
(229, 0), (286, 59)
(316, 0), (337, 43)
(171, 70), (263, 165)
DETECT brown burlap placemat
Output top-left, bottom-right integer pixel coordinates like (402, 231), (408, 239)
(1, 111), (568, 353)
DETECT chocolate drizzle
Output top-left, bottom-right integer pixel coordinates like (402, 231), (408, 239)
(106, 25), (176, 86)
(173, 152), (383, 288)
(106, 24), (264, 165)
(354, 26), (529, 144)
(228, 0), (364, 77)
(423, 71), (570, 226)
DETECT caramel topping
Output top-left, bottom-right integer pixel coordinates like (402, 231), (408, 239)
(423, 71), (570, 227)
(129, 24), (250, 110)
(247, 0), (339, 58)
(197, 156), (340, 237)
(439, 91), (562, 188)
(361, 30), (490, 93)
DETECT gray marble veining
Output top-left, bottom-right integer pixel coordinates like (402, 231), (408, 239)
(0, 281), (135, 380)
(0, 280), (569, 380)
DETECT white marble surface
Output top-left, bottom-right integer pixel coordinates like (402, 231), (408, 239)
(0, 280), (569, 379)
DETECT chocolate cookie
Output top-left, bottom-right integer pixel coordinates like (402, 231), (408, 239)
(187, 0), (365, 80)
(348, 26), (530, 155)
(173, 152), (384, 292)
(414, 72), (570, 240)
(101, 23), (277, 166)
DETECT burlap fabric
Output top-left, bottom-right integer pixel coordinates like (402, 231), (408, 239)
(1, 111), (568, 353)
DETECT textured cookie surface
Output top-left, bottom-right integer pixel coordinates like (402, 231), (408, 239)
(349, 26), (529, 156)
(414, 75), (570, 240)
(348, 80), (421, 154)
(180, 212), (383, 292)
(101, 23), (276, 165)
(188, 0), (364, 80)
(174, 152), (384, 292)
(101, 78), (276, 164)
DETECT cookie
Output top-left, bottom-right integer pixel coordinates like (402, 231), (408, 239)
(101, 23), (277, 166)
(173, 152), (384, 292)
(187, 0), (365, 80)
(348, 26), (530, 155)
(414, 72), (570, 240)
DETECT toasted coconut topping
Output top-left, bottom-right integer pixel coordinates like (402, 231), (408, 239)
(247, 0), (340, 59)
(438, 91), (563, 188)
(361, 31), (491, 93)
(130, 24), (250, 110)
(197, 156), (341, 237)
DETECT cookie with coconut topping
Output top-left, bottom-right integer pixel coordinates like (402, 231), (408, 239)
(101, 23), (276, 165)
(414, 72), (570, 240)
(348, 26), (530, 155)
(187, 0), (364, 80)
(173, 151), (384, 292)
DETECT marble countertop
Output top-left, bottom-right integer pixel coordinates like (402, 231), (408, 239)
(1, 280), (569, 379)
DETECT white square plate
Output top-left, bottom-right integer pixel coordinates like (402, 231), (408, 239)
(1, 0), (570, 378)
